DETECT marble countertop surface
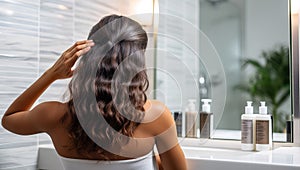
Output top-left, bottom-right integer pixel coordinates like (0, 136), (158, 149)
(182, 146), (300, 167)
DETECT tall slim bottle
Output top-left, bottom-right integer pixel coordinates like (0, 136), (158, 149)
(185, 99), (197, 138)
(241, 101), (256, 151)
(256, 101), (272, 151)
(200, 99), (213, 138)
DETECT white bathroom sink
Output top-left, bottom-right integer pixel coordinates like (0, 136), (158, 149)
(38, 144), (300, 170)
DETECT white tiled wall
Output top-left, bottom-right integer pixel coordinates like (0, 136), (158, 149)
(0, 0), (129, 169)
(156, 0), (200, 111)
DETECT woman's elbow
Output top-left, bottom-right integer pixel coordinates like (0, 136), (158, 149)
(1, 116), (8, 130)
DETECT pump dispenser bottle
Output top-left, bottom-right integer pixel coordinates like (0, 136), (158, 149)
(241, 101), (256, 151)
(185, 99), (197, 138)
(256, 101), (272, 151)
(200, 99), (213, 138)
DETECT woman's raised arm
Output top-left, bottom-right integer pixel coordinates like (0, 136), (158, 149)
(1, 40), (94, 135)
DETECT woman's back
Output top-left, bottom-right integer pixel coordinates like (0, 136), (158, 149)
(47, 100), (177, 170)
(2, 14), (187, 170)
(48, 100), (158, 160)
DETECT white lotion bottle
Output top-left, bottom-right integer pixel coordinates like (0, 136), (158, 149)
(200, 99), (213, 138)
(241, 101), (256, 151)
(185, 99), (197, 138)
(256, 101), (272, 151)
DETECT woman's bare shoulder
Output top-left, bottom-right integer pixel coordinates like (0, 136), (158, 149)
(143, 100), (175, 136)
(33, 101), (69, 129)
(37, 101), (68, 115)
(144, 100), (166, 113)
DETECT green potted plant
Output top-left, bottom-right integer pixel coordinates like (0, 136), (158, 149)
(236, 45), (290, 132)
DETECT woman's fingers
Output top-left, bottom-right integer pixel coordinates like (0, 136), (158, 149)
(66, 45), (92, 66)
(65, 40), (94, 66)
(67, 40), (94, 58)
(48, 40), (94, 80)
(65, 40), (92, 53)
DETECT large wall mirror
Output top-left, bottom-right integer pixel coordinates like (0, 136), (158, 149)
(155, 0), (291, 141)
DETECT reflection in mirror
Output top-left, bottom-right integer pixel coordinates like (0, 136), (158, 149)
(155, 0), (291, 141)
(199, 0), (290, 140)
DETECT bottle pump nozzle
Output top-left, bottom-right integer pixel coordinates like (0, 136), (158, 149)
(201, 99), (212, 113)
(187, 99), (196, 112)
(245, 101), (253, 114)
(259, 101), (268, 114)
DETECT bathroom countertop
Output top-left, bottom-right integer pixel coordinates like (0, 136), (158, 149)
(179, 138), (300, 170)
(182, 146), (300, 166)
(38, 140), (300, 170)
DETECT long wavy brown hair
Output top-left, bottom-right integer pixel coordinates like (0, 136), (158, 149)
(63, 14), (149, 159)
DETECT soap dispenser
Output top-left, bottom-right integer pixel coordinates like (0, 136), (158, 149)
(241, 101), (256, 151)
(256, 101), (272, 151)
(185, 99), (197, 138)
(200, 99), (213, 139)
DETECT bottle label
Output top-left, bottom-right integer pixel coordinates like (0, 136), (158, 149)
(256, 120), (269, 144)
(241, 119), (253, 144)
(200, 113), (211, 138)
(186, 112), (197, 138)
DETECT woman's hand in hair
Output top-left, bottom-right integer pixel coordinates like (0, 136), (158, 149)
(1, 40), (94, 135)
(48, 40), (94, 80)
